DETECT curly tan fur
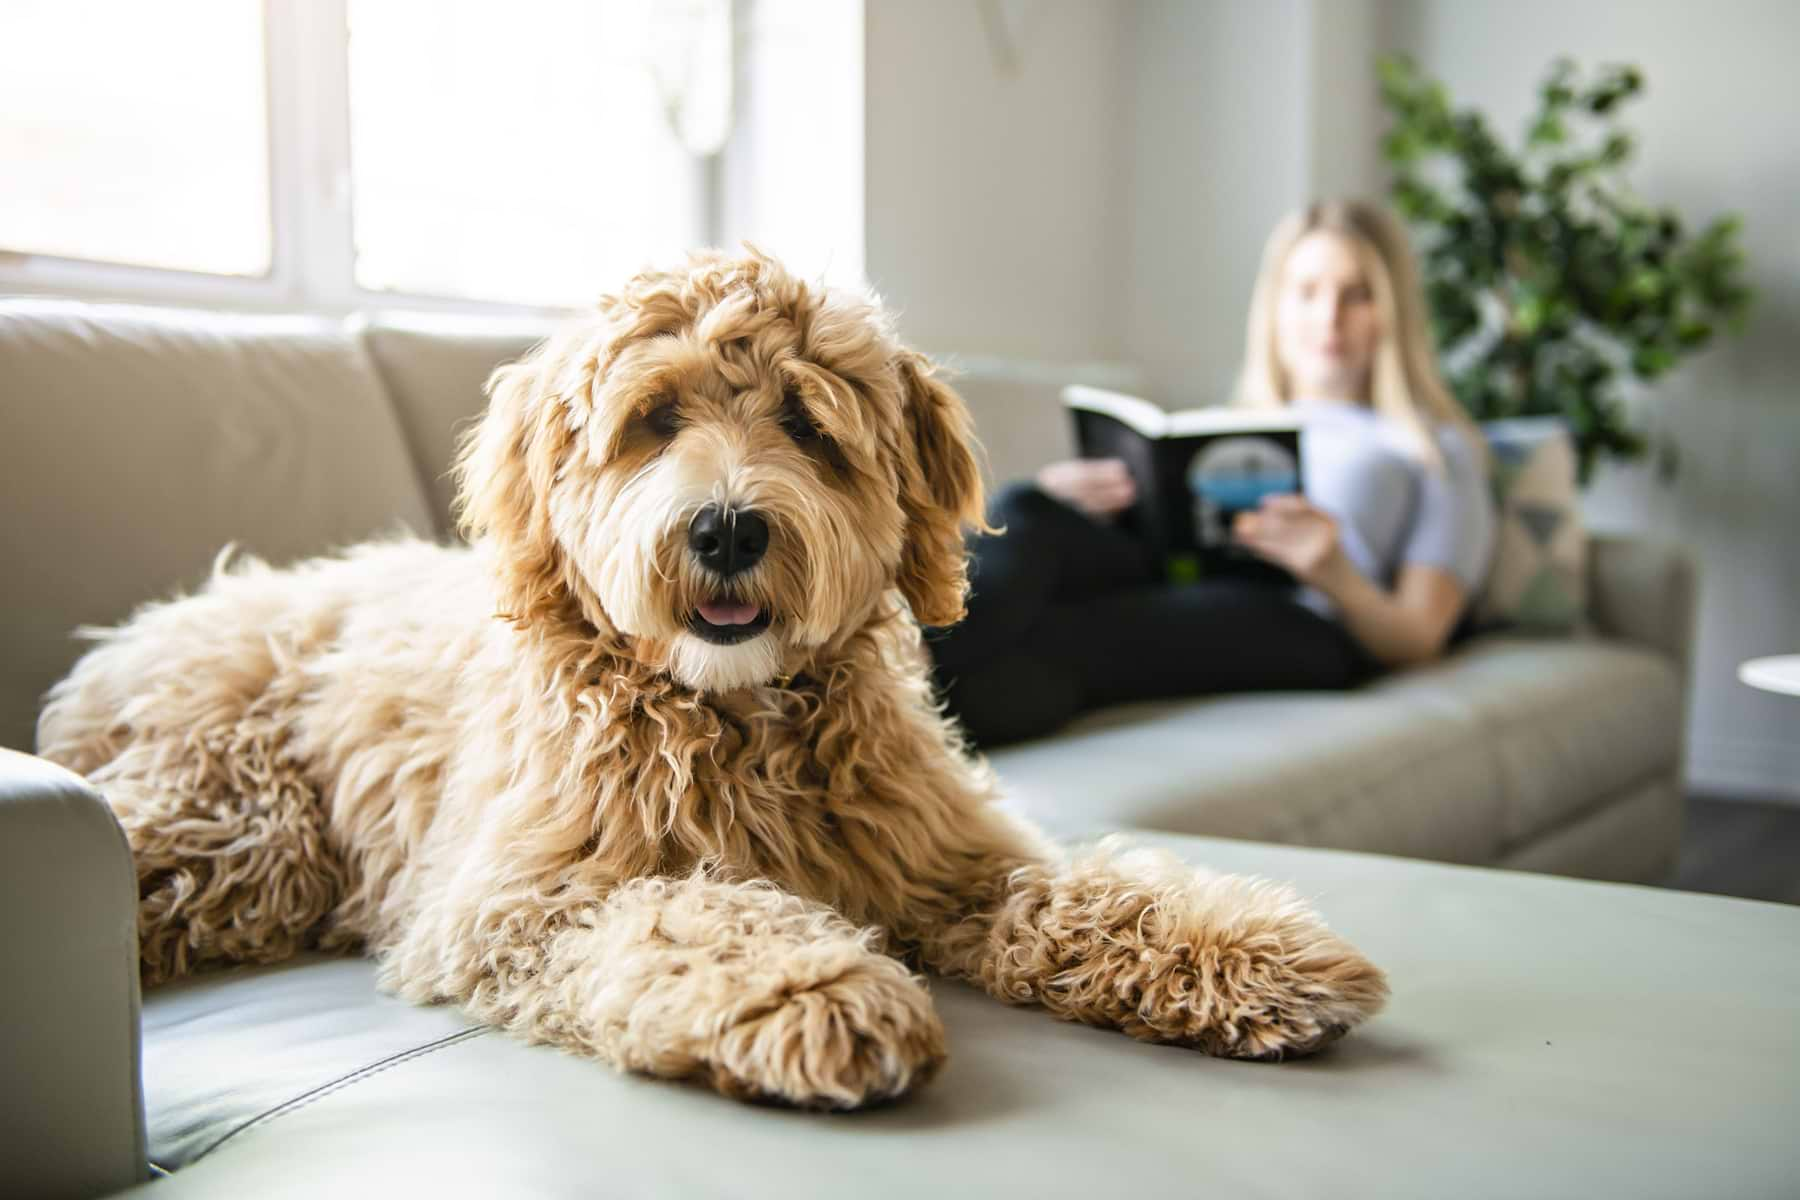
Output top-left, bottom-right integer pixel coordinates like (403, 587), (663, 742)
(39, 249), (1387, 1109)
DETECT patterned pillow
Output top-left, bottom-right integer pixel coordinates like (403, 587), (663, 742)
(1474, 418), (1587, 633)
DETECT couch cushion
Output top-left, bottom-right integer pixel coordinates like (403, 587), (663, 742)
(355, 312), (555, 538)
(1476, 417), (1588, 633)
(143, 956), (475, 1168)
(991, 682), (1502, 862)
(1375, 636), (1683, 853)
(128, 835), (1800, 1198)
(987, 635), (1681, 868)
(1497, 776), (1682, 884)
(0, 300), (437, 752)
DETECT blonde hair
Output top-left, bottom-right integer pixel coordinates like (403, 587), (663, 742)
(1235, 199), (1480, 471)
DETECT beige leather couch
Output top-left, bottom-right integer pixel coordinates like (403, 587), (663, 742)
(7, 299), (1760, 1200)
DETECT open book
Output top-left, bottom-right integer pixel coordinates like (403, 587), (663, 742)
(1062, 385), (1304, 584)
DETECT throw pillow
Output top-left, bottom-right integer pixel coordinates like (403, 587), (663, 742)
(1475, 417), (1587, 633)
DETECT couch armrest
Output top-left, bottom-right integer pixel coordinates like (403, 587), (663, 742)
(0, 749), (147, 1197)
(1587, 533), (1697, 674)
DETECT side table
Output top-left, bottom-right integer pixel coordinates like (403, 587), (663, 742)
(1739, 655), (1800, 697)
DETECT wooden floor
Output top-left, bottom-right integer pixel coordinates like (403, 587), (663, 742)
(1669, 794), (1800, 905)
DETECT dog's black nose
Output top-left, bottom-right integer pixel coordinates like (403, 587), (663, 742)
(687, 505), (769, 577)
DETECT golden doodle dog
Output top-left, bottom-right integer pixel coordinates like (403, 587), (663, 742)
(39, 250), (1387, 1109)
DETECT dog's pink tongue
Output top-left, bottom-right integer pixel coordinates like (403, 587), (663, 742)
(697, 601), (761, 626)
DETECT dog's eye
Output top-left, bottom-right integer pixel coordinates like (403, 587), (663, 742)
(779, 395), (819, 445)
(643, 402), (682, 439)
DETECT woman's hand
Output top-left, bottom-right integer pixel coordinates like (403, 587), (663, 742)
(1232, 494), (1350, 589)
(1238, 494), (1469, 669)
(1036, 458), (1137, 519)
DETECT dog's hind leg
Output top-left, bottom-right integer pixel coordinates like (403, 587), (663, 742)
(38, 554), (364, 985)
(87, 713), (349, 986)
(42, 635), (349, 985)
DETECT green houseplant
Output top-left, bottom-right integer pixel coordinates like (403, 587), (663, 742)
(1377, 55), (1752, 481)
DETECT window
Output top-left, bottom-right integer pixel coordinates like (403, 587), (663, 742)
(0, 0), (272, 277)
(0, 0), (863, 313)
(346, 0), (714, 307)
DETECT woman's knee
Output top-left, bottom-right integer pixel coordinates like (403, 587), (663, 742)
(987, 480), (1060, 531)
(940, 652), (1081, 748)
(984, 481), (1096, 554)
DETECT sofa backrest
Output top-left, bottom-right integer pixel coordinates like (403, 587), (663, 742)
(0, 300), (438, 751)
(356, 312), (552, 538)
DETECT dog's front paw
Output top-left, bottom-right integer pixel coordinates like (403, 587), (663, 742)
(707, 951), (947, 1110)
(1177, 932), (1387, 1062)
(1124, 875), (1390, 1061)
(1013, 857), (1389, 1061)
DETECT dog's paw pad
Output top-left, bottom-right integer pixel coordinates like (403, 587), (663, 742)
(1225, 1018), (1355, 1062)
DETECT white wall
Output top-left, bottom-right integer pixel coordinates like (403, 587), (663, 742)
(1304, 0), (1390, 202)
(861, 0), (1127, 363)
(1121, 0), (1309, 403)
(1389, 0), (1800, 801)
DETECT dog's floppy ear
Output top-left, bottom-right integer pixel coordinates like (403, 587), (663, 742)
(454, 325), (600, 630)
(894, 350), (990, 627)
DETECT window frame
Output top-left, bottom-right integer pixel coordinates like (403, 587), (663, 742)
(0, 0), (743, 317)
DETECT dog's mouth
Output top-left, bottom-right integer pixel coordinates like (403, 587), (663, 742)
(688, 599), (772, 645)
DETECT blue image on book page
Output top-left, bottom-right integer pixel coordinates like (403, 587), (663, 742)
(1188, 436), (1300, 549)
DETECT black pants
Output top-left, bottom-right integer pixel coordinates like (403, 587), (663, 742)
(926, 482), (1374, 748)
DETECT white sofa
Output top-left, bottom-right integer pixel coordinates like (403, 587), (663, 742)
(3, 298), (1746, 1199)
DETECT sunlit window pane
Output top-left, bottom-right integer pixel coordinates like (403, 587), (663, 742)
(727, 0), (864, 288)
(347, 0), (708, 307)
(0, 0), (271, 277)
